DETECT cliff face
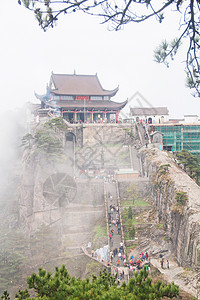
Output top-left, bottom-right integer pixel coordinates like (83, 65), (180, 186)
(140, 147), (200, 269)
(19, 146), (68, 233)
(19, 125), (105, 251)
(19, 120), (135, 240)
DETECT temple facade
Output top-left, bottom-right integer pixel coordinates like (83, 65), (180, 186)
(130, 107), (169, 124)
(35, 72), (127, 123)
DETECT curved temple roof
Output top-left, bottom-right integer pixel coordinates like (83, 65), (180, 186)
(47, 99), (128, 111)
(49, 73), (119, 97)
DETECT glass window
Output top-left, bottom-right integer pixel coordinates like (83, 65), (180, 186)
(90, 96), (103, 100)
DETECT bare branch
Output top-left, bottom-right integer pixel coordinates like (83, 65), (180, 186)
(20, 0), (200, 96)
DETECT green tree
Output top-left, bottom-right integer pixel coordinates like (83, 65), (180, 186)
(128, 206), (132, 220)
(175, 191), (188, 206)
(44, 117), (68, 132)
(126, 183), (138, 205)
(20, 0), (200, 96)
(34, 128), (63, 157)
(126, 219), (135, 240)
(190, 164), (200, 184)
(1, 290), (10, 300)
(2, 265), (179, 299)
(176, 150), (200, 185)
(21, 118), (66, 158)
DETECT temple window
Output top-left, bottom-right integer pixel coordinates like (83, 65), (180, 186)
(90, 96), (103, 100)
(61, 96), (73, 100)
(52, 95), (73, 100)
(104, 96), (109, 100)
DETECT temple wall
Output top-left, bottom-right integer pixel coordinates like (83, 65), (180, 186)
(68, 123), (135, 148)
(82, 124), (135, 146)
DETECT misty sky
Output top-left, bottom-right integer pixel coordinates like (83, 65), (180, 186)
(1, 1), (200, 118)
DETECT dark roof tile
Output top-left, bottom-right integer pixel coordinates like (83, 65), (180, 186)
(50, 73), (119, 96)
(130, 107), (169, 116)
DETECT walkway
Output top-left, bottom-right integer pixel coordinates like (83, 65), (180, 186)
(130, 146), (141, 172)
(105, 182), (123, 264)
(136, 122), (149, 147)
(150, 259), (197, 298)
(105, 181), (129, 283)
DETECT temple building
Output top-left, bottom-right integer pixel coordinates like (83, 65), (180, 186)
(35, 72), (127, 123)
(130, 107), (169, 124)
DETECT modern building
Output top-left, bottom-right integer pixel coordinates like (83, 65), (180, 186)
(130, 107), (169, 124)
(149, 124), (200, 154)
(168, 115), (200, 124)
(35, 72), (127, 123)
(183, 115), (199, 124)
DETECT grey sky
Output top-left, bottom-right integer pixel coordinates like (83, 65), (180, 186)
(1, 1), (200, 118)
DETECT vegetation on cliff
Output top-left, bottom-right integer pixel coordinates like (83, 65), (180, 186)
(2, 265), (179, 299)
(171, 191), (188, 215)
(21, 118), (68, 158)
(176, 150), (200, 185)
(122, 207), (136, 240)
(150, 164), (174, 202)
(124, 183), (139, 205)
(175, 191), (188, 206)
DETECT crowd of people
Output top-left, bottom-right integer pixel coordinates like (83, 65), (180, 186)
(108, 193), (122, 247)
(107, 192), (150, 275)
(127, 252), (150, 271)
(110, 242), (125, 266)
(113, 251), (150, 271)
(107, 192), (127, 284)
(89, 184), (171, 286)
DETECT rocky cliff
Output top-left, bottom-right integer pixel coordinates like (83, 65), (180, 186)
(140, 146), (200, 269)
(19, 120), (105, 252)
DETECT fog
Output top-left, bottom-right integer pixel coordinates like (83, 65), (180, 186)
(1, 1), (200, 117)
(0, 1), (200, 296)
(0, 107), (27, 193)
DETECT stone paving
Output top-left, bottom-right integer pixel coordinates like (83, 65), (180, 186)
(104, 181), (130, 283)
(150, 258), (197, 298)
(105, 182), (124, 266)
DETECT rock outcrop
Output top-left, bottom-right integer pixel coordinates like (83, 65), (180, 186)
(140, 146), (200, 269)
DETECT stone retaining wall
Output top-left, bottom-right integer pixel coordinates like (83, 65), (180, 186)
(82, 124), (135, 146)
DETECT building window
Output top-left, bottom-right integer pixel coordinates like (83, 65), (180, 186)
(90, 96), (103, 100)
(52, 95), (73, 100)
(61, 96), (73, 100)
